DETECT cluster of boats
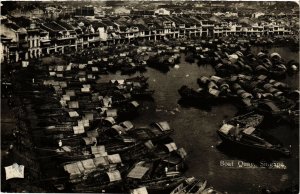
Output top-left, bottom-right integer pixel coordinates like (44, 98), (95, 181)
(174, 38), (298, 159)
(179, 73), (299, 125)
(4, 46), (223, 193)
(3, 34), (298, 193)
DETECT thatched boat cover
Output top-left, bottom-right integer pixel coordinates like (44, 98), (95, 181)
(81, 159), (96, 169)
(209, 88), (220, 97)
(93, 156), (109, 166)
(69, 111), (79, 118)
(165, 142), (177, 152)
(270, 52), (281, 59)
(155, 121), (171, 131)
(79, 77), (86, 83)
(78, 119), (89, 127)
(111, 125), (126, 134)
(107, 170), (122, 182)
(81, 87), (90, 93)
(127, 166), (149, 179)
(257, 75), (268, 81)
(49, 71), (56, 76)
(91, 146), (107, 156)
(83, 84), (91, 88)
(104, 117), (116, 125)
(243, 127), (256, 135)
(82, 137), (97, 145)
(131, 101), (139, 108)
(220, 124), (234, 135)
(130, 187), (148, 194)
(63, 95), (71, 101)
(263, 101), (280, 112)
(107, 154), (122, 164)
(64, 157), (109, 178)
(106, 109), (118, 117)
(73, 125), (85, 134)
(56, 146), (72, 153)
(121, 121), (134, 131)
(4, 163), (25, 180)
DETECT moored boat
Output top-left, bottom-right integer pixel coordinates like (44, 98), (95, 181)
(217, 123), (290, 157)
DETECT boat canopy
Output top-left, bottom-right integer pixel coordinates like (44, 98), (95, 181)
(155, 121), (171, 131)
(92, 67), (99, 72)
(107, 154), (122, 164)
(263, 101), (280, 112)
(209, 88), (220, 97)
(241, 92), (253, 99)
(257, 75), (268, 81)
(130, 187), (148, 194)
(93, 156), (109, 166)
(243, 127), (256, 135)
(199, 76), (209, 84)
(4, 163), (25, 180)
(208, 81), (218, 89)
(210, 75), (222, 83)
(270, 52), (281, 59)
(131, 101), (140, 108)
(104, 117), (116, 125)
(73, 125), (85, 134)
(56, 146), (72, 153)
(82, 137), (97, 145)
(127, 166), (149, 179)
(111, 125), (126, 134)
(56, 65), (64, 72)
(121, 121), (134, 131)
(257, 52), (266, 57)
(220, 124), (234, 135)
(263, 83), (273, 90)
(63, 95), (70, 101)
(83, 84), (91, 88)
(106, 170), (122, 182)
(81, 158), (96, 170)
(81, 87), (90, 93)
(165, 142), (178, 152)
(78, 119), (89, 127)
(106, 109), (118, 117)
(91, 145), (106, 156)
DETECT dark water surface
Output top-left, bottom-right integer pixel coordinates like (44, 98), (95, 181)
(98, 48), (299, 194)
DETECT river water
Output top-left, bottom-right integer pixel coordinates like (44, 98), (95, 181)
(98, 47), (299, 194)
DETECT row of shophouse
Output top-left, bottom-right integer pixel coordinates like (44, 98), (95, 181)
(0, 14), (295, 63)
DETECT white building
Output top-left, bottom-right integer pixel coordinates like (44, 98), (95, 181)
(154, 8), (170, 16)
